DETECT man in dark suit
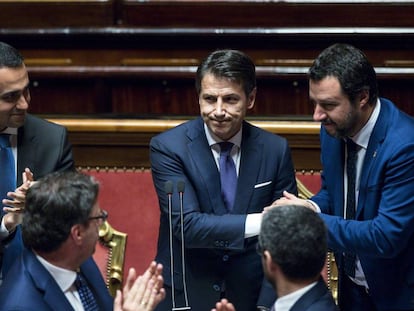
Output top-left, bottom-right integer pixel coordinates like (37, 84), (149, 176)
(274, 43), (414, 311)
(150, 49), (297, 311)
(0, 171), (166, 311)
(0, 41), (74, 279)
(212, 205), (338, 311)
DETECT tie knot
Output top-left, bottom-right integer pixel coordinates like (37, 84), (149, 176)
(219, 142), (234, 156)
(0, 134), (10, 148)
(75, 273), (85, 288)
(346, 139), (358, 154)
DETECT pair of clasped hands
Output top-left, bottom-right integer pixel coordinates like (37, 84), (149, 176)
(2, 167), (34, 233)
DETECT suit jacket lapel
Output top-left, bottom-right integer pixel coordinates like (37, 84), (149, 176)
(24, 249), (74, 311)
(233, 122), (261, 214)
(322, 131), (345, 216)
(357, 100), (388, 218)
(17, 120), (38, 184)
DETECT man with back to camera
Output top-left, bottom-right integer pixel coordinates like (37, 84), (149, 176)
(273, 43), (414, 311)
(0, 41), (74, 280)
(150, 49), (297, 311)
(212, 205), (338, 311)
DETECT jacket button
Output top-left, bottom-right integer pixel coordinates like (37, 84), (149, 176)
(222, 255), (229, 262)
(213, 284), (221, 292)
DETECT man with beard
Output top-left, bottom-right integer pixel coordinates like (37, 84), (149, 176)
(212, 205), (338, 311)
(150, 49), (297, 311)
(272, 43), (414, 311)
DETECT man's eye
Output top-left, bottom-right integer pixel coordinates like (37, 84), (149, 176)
(225, 97), (238, 104)
(204, 96), (216, 103)
(1, 92), (20, 103)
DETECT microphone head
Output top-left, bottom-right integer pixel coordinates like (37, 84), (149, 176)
(164, 180), (173, 194)
(177, 180), (185, 193)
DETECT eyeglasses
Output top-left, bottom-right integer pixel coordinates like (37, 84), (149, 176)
(88, 210), (108, 223)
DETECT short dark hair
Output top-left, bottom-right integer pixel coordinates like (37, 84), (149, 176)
(309, 43), (378, 105)
(195, 49), (256, 97)
(0, 41), (24, 68)
(22, 171), (99, 252)
(259, 205), (327, 281)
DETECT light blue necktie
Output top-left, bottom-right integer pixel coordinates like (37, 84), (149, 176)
(0, 134), (15, 210)
(219, 142), (237, 212)
(75, 273), (99, 311)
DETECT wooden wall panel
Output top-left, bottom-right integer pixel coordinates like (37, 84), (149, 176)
(48, 118), (322, 170)
(119, 1), (414, 28)
(0, 0), (115, 28)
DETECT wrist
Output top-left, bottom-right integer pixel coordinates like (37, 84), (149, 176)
(3, 214), (18, 233)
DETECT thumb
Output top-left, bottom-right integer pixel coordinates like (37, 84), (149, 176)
(283, 190), (297, 199)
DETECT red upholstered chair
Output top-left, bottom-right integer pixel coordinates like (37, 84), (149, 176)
(295, 171), (338, 304)
(82, 168), (160, 286)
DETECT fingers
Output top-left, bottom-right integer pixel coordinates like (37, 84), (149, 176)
(120, 262), (165, 311)
(123, 267), (138, 296)
(113, 290), (123, 311)
(212, 299), (235, 311)
(22, 168), (34, 183)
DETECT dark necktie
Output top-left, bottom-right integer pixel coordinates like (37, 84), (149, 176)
(219, 142), (237, 212)
(344, 139), (358, 277)
(0, 134), (15, 215)
(75, 273), (99, 311)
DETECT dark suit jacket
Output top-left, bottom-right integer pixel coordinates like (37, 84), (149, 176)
(312, 98), (414, 310)
(1, 114), (74, 277)
(290, 279), (338, 311)
(150, 117), (297, 311)
(0, 248), (113, 311)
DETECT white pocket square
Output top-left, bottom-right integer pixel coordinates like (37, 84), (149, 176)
(254, 181), (272, 188)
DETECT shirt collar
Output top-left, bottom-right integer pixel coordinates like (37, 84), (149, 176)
(0, 127), (17, 135)
(348, 98), (381, 149)
(35, 253), (77, 292)
(204, 123), (242, 149)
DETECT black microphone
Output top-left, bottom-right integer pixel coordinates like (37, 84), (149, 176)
(165, 181), (177, 309)
(175, 181), (191, 310)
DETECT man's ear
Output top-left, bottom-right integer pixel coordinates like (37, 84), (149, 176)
(359, 89), (370, 108)
(247, 87), (257, 110)
(263, 250), (277, 273)
(70, 224), (83, 245)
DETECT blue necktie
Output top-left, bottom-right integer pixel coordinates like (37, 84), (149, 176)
(0, 134), (15, 216)
(75, 273), (99, 311)
(219, 142), (237, 212)
(344, 139), (358, 277)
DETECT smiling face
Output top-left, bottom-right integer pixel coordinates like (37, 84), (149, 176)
(199, 73), (256, 141)
(310, 76), (367, 139)
(0, 65), (30, 130)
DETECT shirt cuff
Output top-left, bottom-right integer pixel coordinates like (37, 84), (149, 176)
(0, 216), (11, 240)
(245, 213), (262, 238)
(307, 200), (321, 213)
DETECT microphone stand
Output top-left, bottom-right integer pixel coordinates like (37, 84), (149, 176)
(175, 180), (191, 311)
(165, 181), (177, 309)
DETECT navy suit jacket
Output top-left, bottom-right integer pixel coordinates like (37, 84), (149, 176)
(271, 279), (338, 311)
(312, 98), (414, 310)
(0, 248), (113, 311)
(150, 117), (297, 311)
(1, 114), (74, 277)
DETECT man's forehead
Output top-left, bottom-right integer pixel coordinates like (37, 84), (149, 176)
(0, 66), (29, 93)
